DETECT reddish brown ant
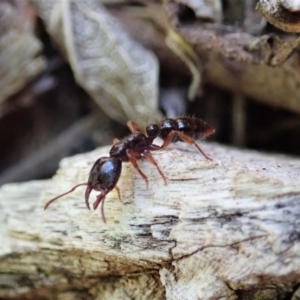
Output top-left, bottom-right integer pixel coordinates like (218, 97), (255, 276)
(140, 116), (215, 160)
(44, 117), (215, 222)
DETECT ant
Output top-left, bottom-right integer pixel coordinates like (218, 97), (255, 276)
(44, 117), (215, 222)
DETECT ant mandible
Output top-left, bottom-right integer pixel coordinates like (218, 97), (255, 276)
(44, 116), (215, 222)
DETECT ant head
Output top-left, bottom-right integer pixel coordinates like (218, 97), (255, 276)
(85, 157), (122, 210)
(44, 157), (122, 217)
(146, 123), (160, 141)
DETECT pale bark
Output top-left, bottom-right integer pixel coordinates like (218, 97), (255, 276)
(1, 143), (300, 299)
(257, 0), (300, 32)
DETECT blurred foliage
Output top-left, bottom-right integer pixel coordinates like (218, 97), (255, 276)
(0, 0), (300, 185)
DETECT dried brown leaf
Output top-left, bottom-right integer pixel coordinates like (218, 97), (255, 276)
(32, 0), (162, 125)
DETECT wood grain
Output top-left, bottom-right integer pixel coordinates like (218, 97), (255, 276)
(1, 143), (300, 299)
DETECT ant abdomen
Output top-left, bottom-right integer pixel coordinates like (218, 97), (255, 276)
(159, 117), (214, 142)
(144, 116), (215, 160)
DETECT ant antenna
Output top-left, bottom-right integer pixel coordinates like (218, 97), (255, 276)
(44, 183), (88, 210)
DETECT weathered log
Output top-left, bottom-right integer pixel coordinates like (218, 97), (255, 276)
(1, 143), (300, 300)
(257, 0), (300, 32)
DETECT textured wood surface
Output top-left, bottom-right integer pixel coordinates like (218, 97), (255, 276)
(1, 143), (300, 300)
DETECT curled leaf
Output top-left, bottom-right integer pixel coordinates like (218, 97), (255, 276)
(32, 0), (162, 125)
(0, 1), (45, 104)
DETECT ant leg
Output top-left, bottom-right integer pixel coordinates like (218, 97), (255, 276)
(176, 131), (212, 160)
(148, 144), (161, 151)
(115, 185), (122, 202)
(159, 131), (177, 149)
(127, 120), (141, 133)
(143, 150), (167, 185)
(93, 191), (105, 210)
(126, 149), (149, 188)
(166, 131), (212, 161)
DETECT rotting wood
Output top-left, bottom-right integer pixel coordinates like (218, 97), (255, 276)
(257, 0), (300, 32)
(1, 143), (300, 300)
